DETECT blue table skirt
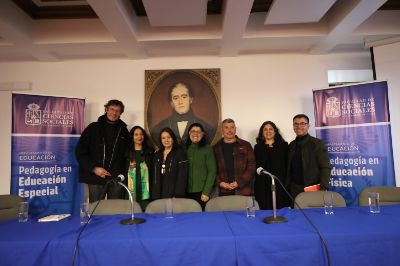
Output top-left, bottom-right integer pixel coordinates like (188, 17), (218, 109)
(1, 205), (400, 266)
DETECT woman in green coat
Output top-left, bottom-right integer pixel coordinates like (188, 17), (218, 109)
(186, 123), (217, 210)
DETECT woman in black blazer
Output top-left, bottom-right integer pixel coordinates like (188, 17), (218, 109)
(254, 121), (289, 209)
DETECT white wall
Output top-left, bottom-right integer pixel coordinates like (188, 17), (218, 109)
(374, 42), (400, 186)
(0, 52), (373, 194)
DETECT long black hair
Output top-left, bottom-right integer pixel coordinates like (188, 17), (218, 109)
(256, 121), (286, 144)
(128, 126), (154, 158)
(186, 123), (207, 148)
(158, 127), (180, 152)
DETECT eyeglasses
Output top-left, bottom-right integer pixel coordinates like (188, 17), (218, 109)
(293, 122), (308, 127)
(189, 130), (203, 135)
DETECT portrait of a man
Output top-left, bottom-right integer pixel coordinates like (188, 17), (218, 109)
(145, 69), (221, 147)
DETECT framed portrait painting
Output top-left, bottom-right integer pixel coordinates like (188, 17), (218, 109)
(145, 68), (221, 147)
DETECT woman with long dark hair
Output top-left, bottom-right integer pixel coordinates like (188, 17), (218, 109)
(152, 127), (188, 199)
(185, 123), (217, 210)
(254, 121), (289, 209)
(125, 126), (154, 210)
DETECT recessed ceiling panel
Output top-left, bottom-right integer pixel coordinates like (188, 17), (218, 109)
(264, 0), (336, 25)
(142, 0), (208, 26)
(32, 0), (88, 7)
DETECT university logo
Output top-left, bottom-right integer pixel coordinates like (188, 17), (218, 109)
(326, 97), (341, 118)
(25, 103), (41, 125)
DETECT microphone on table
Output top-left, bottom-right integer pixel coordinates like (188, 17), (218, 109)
(112, 174), (146, 225)
(256, 167), (332, 266)
(256, 167), (287, 224)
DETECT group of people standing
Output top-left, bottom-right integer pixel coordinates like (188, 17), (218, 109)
(76, 99), (330, 211)
(75, 99), (216, 211)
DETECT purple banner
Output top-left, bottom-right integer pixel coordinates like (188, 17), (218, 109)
(11, 93), (85, 217)
(313, 81), (395, 206)
(12, 93), (85, 134)
(314, 81), (389, 127)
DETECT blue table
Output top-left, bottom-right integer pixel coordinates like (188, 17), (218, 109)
(1, 205), (400, 266)
(227, 206), (400, 266)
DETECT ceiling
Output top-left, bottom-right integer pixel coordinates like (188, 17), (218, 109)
(0, 0), (399, 62)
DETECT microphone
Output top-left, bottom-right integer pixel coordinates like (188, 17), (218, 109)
(256, 167), (287, 224)
(107, 174), (125, 183)
(114, 174), (146, 225)
(256, 167), (274, 177)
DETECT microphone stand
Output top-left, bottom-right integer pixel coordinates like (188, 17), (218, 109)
(256, 168), (331, 265)
(117, 181), (146, 225)
(263, 172), (287, 224)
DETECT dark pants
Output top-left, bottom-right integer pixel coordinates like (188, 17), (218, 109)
(187, 192), (206, 211)
(137, 200), (150, 212)
(289, 183), (305, 208)
(88, 182), (123, 203)
(219, 190), (235, 196)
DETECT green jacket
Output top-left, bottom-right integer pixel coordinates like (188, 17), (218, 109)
(187, 143), (217, 196)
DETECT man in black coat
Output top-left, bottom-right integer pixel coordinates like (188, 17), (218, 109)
(75, 99), (129, 202)
(287, 114), (331, 202)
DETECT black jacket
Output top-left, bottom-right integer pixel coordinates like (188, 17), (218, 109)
(152, 147), (188, 199)
(254, 140), (289, 209)
(286, 134), (331, 189)
(75, 115), (129, 185)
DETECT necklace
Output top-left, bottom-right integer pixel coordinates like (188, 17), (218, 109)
(161, 161), (166, 174)
(162, 149), (171, 174)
